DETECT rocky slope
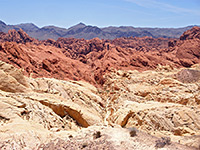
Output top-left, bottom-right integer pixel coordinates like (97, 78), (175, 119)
(0, 20), (198, 40)
(0, 27), (200, 149)
(0, 27), (200, 86)
(0, 61), (200, 149)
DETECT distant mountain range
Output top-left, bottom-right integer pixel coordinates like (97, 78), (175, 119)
(0, 20), (199, 40)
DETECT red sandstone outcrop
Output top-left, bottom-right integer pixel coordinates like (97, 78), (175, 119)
(0, 42), (95, 85)
(0, 28), (37, 43)
(180, 26), (200, 40)
(169, 26), (200, 67)
(0, 27), (200, 86)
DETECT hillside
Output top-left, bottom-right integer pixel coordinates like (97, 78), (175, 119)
(0, 20), (198, 40)
(0, 27), (200, 85)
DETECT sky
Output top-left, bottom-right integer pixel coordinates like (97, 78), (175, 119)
(0, 0), (200, 28)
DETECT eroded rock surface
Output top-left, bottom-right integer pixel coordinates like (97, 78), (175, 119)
(0, 27), (200, 86)
(102, 65), (200, 148)
(0, 61), (199, 149)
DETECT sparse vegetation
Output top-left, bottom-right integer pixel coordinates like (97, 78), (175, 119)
(128, 127), (137, 137)
(155, 137), (171, 148)
(93, 131), (101, 139)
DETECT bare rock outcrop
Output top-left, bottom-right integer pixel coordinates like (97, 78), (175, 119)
(103, 65), (200, 148)
(176, 38), (200, 67)
(0, 27), (200, 87)
(0, 61), (105, 148)
(176, 69), (200, 83)
(0, 41), (96, 85)
(180, 26), (200, 40)
(0, 60), (30, 92)
(0, 29), (36, 43)
(0, 61), (199, 149)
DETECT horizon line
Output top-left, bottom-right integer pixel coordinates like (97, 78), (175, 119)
(0, 19), (199, 29)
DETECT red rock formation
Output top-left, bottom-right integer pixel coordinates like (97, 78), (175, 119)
(172, 26), (200, 67)
(0, 27), (200, 86)
(111, 36), (171, 52)
(0, 29), (37, 43)
(0, 42), (95, 85)
(180, 26), (200, 40)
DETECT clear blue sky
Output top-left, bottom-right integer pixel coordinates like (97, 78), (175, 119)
(1, 0), (200, 28)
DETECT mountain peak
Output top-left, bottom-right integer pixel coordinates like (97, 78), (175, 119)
(0, 20), (6, 26)
(78, 22), (86, 26)
(16, 23), (39, 31)
(0, 20), (199, 40)
(69, 22), (86, 30)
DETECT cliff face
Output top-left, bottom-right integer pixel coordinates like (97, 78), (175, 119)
(0, 27), (200, 149)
